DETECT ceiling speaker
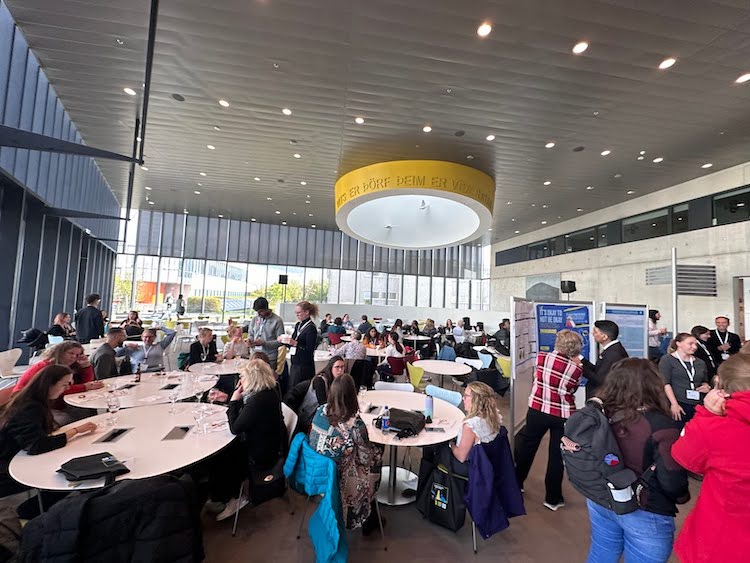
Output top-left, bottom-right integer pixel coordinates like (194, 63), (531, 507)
(279, 275), (288, 285)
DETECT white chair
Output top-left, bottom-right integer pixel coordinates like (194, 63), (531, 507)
(456, 357), (483, 371)
(425, 384), (462, 407)
(0, 349), (22, 376)
(281, 403), (298, 445)
(90, 337), (107, 346)
(47, 335), (64, 346)
(373, 381), (414, 393)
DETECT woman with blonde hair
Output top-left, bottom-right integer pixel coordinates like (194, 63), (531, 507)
(48, 312), (75, 338)
(514, 329), (584, 511)
(211, 359), (285, 521)
(288, 300), (319, 388)
(223, 325), (249, 360)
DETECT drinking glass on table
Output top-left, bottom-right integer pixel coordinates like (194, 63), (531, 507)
(106, 393), (121, 426)
(194, 382), (208, 413)
(168, 387), (180, 413)
(358, 386), (367, 402)
(192, 409), (205, 435)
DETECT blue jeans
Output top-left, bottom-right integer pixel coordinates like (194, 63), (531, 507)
(586, 500), (674, 563)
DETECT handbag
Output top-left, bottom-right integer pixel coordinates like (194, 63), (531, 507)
(416, 458), (467, 532)
(57, 452), (130, 485)
(374, 408), (426, 438)
(249, 456), (286, 505)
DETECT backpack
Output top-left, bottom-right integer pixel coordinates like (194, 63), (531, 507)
(561, 399), (654, 515)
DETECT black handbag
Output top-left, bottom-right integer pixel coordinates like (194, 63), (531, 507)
(249, 457), (286, 505)
(57, 452), (130, 485)
(416, 458), (467, 532)
(379, 408), (426, 438)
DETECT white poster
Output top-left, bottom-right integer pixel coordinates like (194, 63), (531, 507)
(601, 302), (649, 359)
(510, 297), (537, 438)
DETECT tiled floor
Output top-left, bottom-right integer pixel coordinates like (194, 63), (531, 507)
(201, 393), (699, 562)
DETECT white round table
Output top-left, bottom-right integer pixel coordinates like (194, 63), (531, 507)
(64, 372), (218, 410)
(403, 335), (431, 343)
(187, 359), (246, 376)
(314, 349), (385, 372)
(359, 390), (464, 506)
(414, 359), (472, 388)
(9, 403), (234, 491)
(340, 335), (352, 342)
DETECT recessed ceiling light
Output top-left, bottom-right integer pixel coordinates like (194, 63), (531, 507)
(735, 73), (750, 84)
(311, 224), (316, 228)
(601, 149), (611, 156)
(197, 183), (203, 186)
(309, 213), (313, 217)
(115, 38), (124, 45)
(251, 218), (256, 222)
(282, 108), (292, 115)
(572, 41), (589, 54)
(639, 150), (646, 155)
(542, 204), (549, 208)
(506, 201), (512, 205)
(511, 218), (516, 222)
(218, 214), (224, 218)
(543, 180), (551, 186)
(123, 87), (136, 96)
(531, 203), (536, 207)
(486, 134), (496, 141)
(148, 201), (154, 205)
(273, 62), (280, 69)
(199, 172), (206, 176)
(586, 186), (594, 190)
(422, 125), (432, 133)
(266, 197), (273, 201)
(545, 141), (555, 148)
(477, 22), (492, 37)
(614, 173), (622, 178)
(737, 202), (746, 207)
(140, 166), (148, 171)
(466, 155), (475, 160)
(194, 190), (201, 194)
(577, 208), (583, 212)
(653, 157), (664, 163)
(254, 177), (260, 181)
(541, 220), (548, 225)
(355, 117), (365, 124)
(701, 163), (713, 169)
(514, 230), (520, 234)
(282, 221), (287, 225)
(637, 156), (645, 160)
(293, 153), (301, 158)
(488, 228), (493, 232)
(275, 210), (281, 214)
(136, 136), (141, 142)
(659, 57), (676, 70)
(627, 190), (635, 195)
(183, 209), (188, 214)
(144, 186), (151, 191)
(305, 200), (311, 204)
(206, 144), (215, 150)
(652, 223), (657, 227)
(218, 99), (230, 107)
(214, 126), (221, 131)
(300, 181), (307, 185)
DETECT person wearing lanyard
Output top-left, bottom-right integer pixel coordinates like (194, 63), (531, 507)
(659, 332), (710, 428)
(248, 297), (285, 370)
(288, 300), (319, 389)
(691, 325), (718, 384)
(707, 315), (741, 367)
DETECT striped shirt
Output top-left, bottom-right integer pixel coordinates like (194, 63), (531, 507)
(528, 350), (583, 419)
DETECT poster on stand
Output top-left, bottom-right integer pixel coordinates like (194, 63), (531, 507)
(535, 303), (594, 361)
(510, 297), (537, 440)
(601, 303), (649, 359)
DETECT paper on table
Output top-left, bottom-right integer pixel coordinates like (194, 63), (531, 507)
(138, 395), (161, 403)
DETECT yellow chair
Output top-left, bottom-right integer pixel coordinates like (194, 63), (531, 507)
(164, 320), (177, 329)
(276, 346), (287, 376)
(407, 362), (426, 391)
(496, 355), (512, 379)
(221, 335), (229, 344)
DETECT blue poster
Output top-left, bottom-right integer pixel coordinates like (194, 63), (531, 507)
(605, 306), (647, 359)
(536, 304), (591, 359)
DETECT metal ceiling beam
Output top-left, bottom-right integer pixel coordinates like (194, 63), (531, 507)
(44, 207), (125, 221)
(0, 125), (142, 164)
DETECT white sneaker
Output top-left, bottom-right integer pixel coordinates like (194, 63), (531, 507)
(204, 500), (226, 514)
(216, 496), (250, 522)
(543, 501), (565, 512)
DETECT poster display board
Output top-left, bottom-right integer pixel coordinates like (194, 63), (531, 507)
(600, 302), (649, 359)
(535, 303), (594, 360)
(510, 297), (537, 441)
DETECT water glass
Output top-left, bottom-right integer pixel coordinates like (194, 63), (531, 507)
(168, 387), (180, 413)
(106, 393), (121, 426)
(192, 409), (204, 435)
(358, 386), (367, 402)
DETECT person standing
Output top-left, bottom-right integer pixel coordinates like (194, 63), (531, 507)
(247, 297), (285, 370)
(584, 358), (689, 563)
(90, 328), (127, 380)
(288, 301), (319, 388)
(175, 293), (186, 318)
(659, 333), (710, 428)
(648, 309), (667, 363)
(581, 320), (629, 400)
(493, 319), (511, 350)
(690, 325), (718, 384)
(707, 315), (741, 367)
(75, 294), (105, 344)
(514, 330), (583, 511)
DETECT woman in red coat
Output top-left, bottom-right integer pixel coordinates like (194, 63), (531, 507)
(14, 341), (103, 424)
(671, 353), (750, 562)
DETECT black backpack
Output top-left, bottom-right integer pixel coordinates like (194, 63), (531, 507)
(561, 399), (654, 515)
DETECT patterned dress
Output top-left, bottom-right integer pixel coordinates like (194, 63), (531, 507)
(308, 405), (383, 529)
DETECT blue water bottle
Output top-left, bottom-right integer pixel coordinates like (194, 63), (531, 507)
(425, 395), (433, 423)
(382, 406), (390, 433)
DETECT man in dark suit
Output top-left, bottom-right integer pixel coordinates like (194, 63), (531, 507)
(75, 293), (105, 344)
(706, 315), (741, 367)
(581, 320), (628, 399)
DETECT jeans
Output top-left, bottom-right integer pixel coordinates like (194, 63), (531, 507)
(514, 407), (566, 504)
(586, 499), (675, 563)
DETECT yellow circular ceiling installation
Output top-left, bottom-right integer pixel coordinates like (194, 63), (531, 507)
(334, 160), (495, 250)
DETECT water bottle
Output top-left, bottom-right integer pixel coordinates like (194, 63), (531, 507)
(382, 406), (390, 433)
(425, 395), (433, 423)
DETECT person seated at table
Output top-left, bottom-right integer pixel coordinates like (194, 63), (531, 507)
(357, 315), (372, 334)
(376, 332), (405, 379)
(319, 313), (333, 335)
(328, 317), (347, 336)
(120, 310), (143, 329)
(90, 327), (127, 380)
(47, 312), (75, 339)
(126, 326), (177, 372)
(422, 319), (438, 338)
(453, 320), (466, 343)
(309, 374), (384, 533)
(187, 327), (221, 366)
(223, 325), (249, 360)
(289, 356), (348, 434)
(0, 364), (97, 517)
(210, 359), (284, 521)
(14, 341), (103, 425)
(362, 327), (383, 349)
(392, 319), (404, 341)
(420, 381), (501, 479)
(338, 331), (367, 361)
(408, 320), (421, 335)
(341, 313), (354, 331)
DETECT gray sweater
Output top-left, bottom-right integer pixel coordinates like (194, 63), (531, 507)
(658, 354), (708, 405)
(247, 313), (285, 366)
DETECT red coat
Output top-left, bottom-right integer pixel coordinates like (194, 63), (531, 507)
(13, 359), (95, 409)
(672, 390), (750, 563)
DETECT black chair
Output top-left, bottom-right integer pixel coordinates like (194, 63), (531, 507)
(350, 359), (375, 389)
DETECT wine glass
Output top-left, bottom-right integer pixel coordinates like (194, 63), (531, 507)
(194, 383), (208, 413)
(168, 387), (180, 413)
(358, 386), (367, 402)
(106, 393), (121, 426)
(192, 409), (205, 435)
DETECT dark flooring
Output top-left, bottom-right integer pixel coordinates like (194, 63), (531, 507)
(201, 394), (699, 562)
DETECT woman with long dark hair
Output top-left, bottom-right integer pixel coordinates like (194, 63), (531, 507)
(690, 325), (718, 384)
(294, 355), (347, 434)
(585, 358), (689, 563)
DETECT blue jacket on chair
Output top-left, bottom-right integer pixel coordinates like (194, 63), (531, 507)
(466, 427), (526, 539)
(284, 433), (348, 563)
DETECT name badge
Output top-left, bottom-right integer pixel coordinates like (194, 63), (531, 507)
(686, 389), (700, 401)
(721, 353), (730, 361)
(289, 346), (297, 356)
(254, 346), (263, 352)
